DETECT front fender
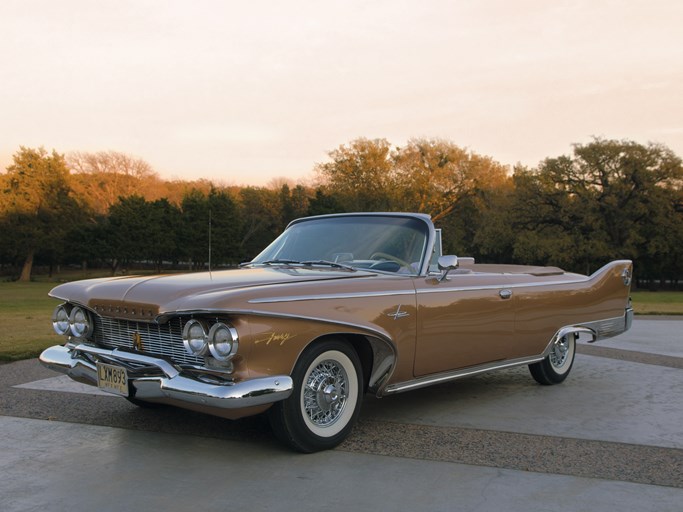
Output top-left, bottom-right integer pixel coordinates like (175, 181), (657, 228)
(234, 312), (398, 394)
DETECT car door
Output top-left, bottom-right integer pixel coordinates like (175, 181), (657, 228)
(413, 272), (516, 376)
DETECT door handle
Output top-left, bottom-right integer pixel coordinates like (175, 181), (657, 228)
(499, 289), (512, 300)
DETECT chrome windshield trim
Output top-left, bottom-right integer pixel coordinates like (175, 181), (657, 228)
(278, 212), (435, 278)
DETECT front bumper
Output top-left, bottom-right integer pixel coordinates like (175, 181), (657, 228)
(39, 343), (293, 411)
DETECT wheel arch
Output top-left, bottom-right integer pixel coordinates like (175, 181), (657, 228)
(541, 326), (595, 357)
(297, 332), (396, 396)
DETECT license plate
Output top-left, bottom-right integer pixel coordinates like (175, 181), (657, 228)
(96, 362), (129, 396)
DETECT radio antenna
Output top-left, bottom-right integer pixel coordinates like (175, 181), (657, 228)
(208, 209), (212, 277)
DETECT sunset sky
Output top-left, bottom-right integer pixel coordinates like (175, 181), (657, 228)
(1, 0), (681, 186)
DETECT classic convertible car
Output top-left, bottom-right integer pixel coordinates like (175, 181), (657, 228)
(40, 212), (633, 452)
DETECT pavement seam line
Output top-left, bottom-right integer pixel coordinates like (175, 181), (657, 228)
(339, 419), (683, 489)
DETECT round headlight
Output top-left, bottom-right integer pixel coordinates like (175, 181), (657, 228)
(208, 322), (239, 361)
(69, 306), (93, 338)
(52, 305), (71, 336)
(182, 319), (208, 355)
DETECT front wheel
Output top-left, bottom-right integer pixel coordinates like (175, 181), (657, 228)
(269, 339), (363, 453)
(529, 332), (576, 385)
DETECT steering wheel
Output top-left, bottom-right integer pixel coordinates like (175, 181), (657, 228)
(369, 252), (411, 269)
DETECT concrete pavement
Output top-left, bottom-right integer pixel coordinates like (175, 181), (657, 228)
(1, 316), (681, 511)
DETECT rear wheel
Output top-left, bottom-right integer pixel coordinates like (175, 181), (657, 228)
(529, 332), (576, 385)
(269, 339), (363, 452)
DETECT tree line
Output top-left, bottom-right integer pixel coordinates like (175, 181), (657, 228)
(1, 138), (681, 288)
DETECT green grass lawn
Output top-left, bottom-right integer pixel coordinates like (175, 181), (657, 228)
(0, 281), (59, 361)
(1, 279), (681, 362)
(630, 291), (683, 315)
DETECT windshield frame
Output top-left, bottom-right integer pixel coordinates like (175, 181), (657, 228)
(250, 213), (436, 276)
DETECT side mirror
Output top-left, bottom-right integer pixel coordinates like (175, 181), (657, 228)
(437, 255), (459, 282)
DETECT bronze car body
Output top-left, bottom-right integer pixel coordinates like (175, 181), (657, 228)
(40, 213), (633, 451)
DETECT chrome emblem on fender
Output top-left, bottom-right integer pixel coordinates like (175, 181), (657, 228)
(386, 305), (410, 320)
(132, 332), (143, 351)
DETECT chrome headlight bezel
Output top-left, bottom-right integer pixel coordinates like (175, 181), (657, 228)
(182, 319), (209, 356)
(208, 322), (239, 361)
(68, 306), (93, 338)
(52, 304), (72, 336)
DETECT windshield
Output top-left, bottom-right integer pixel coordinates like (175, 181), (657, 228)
(251, 215), (430, 275)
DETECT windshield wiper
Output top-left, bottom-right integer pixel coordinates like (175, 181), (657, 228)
(239, 259), (301, 267)
(301, 260), (356, 271)
(261, 259), (302, 266)
(242, 259), (356, 271)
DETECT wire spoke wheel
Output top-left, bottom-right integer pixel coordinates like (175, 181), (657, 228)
(529, 332), (576, 385)
(549, 335), (571, 370)
(303, 359), (349, 428)
(269, 339), (362, 452)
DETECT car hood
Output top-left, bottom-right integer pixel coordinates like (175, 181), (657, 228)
(49, 267), (377, 318)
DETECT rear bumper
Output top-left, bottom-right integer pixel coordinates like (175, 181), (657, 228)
(581, 306), (634, 342)
(39, 343), (293, 410)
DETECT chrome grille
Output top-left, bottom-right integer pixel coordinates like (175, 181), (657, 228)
(92, 316), (203, 366)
